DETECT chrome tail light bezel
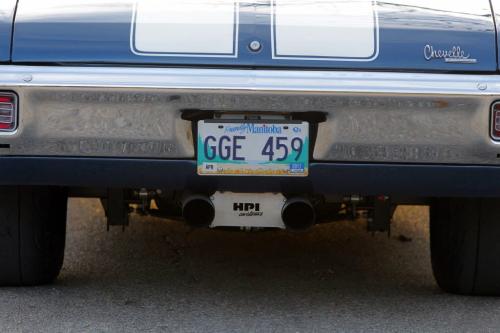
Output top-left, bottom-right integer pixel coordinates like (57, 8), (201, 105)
(0, 92), (18, 133)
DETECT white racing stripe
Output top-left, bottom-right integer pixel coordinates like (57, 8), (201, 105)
(132, 0), (379, 61)
(131, 0), (239, 57)
(272, 0), (379, 61)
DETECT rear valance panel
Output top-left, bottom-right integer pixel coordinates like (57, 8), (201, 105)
(11, 0), (498, 72)
(0, 0), (17, 62)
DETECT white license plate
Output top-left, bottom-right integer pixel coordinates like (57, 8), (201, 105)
(197, 121), (309, 176)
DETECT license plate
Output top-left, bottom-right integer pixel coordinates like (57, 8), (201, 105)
(197, 121), (309, 176)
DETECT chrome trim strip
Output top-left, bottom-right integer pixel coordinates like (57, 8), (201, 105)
(0, 65), (498, 96)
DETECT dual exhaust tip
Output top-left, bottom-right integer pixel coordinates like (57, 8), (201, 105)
(182, 195), (315, 230)
(182, 195), (216, 228)
(281, 197), (316, 230)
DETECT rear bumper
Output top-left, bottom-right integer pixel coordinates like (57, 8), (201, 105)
(1, 156), (500, 198)
(0, 66), (499, 165)
(1, 66), (500, 198)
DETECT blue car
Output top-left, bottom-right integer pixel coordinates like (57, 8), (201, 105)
(0, 0), (500, 295)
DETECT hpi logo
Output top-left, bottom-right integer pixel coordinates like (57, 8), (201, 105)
(233, 202), (264, 217)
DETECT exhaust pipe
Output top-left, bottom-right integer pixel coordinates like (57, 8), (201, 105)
(182, 194), (215, 228)
(281, 197), (316, 230)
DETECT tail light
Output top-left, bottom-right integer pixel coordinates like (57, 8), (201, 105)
(0, 93), (17, 132)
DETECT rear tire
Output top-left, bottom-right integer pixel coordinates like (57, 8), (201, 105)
(0, 187), (68, 286)
(430, 198), (500, 295)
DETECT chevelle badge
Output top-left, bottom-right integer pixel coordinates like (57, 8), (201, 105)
(424, 44), (478, 64)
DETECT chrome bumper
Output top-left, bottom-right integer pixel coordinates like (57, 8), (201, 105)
(0, 65), (499, 165)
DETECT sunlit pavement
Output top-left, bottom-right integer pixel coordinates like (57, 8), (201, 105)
(1, 199), (500, 332)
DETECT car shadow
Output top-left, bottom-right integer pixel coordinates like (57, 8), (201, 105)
(6, 199), (500, 332)
(59, 200), (436, 295)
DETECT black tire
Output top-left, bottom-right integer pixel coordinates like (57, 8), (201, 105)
(0, 186), (68, 286)
(430, 198), (500, 295)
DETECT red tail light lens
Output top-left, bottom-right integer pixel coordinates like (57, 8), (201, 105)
(0, 93), (17, 132)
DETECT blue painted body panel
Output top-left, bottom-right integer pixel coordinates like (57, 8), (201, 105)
(0, 0), (17, 62)
(489, 0), (500, 71)
(10, 0), (499, 71)
(1, 157), (500, 198)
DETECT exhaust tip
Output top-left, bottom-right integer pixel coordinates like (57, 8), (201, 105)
(182, 195), (215, 228)
(281, 198), (316, 231)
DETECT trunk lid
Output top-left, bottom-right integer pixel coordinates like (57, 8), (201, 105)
(11, 0), (497, 72)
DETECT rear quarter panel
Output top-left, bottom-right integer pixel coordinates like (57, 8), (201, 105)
(489, 0), (500, 71)
(0, 0), (17, 62)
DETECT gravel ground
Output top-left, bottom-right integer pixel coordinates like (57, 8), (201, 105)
(1, 199), (500, 332)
